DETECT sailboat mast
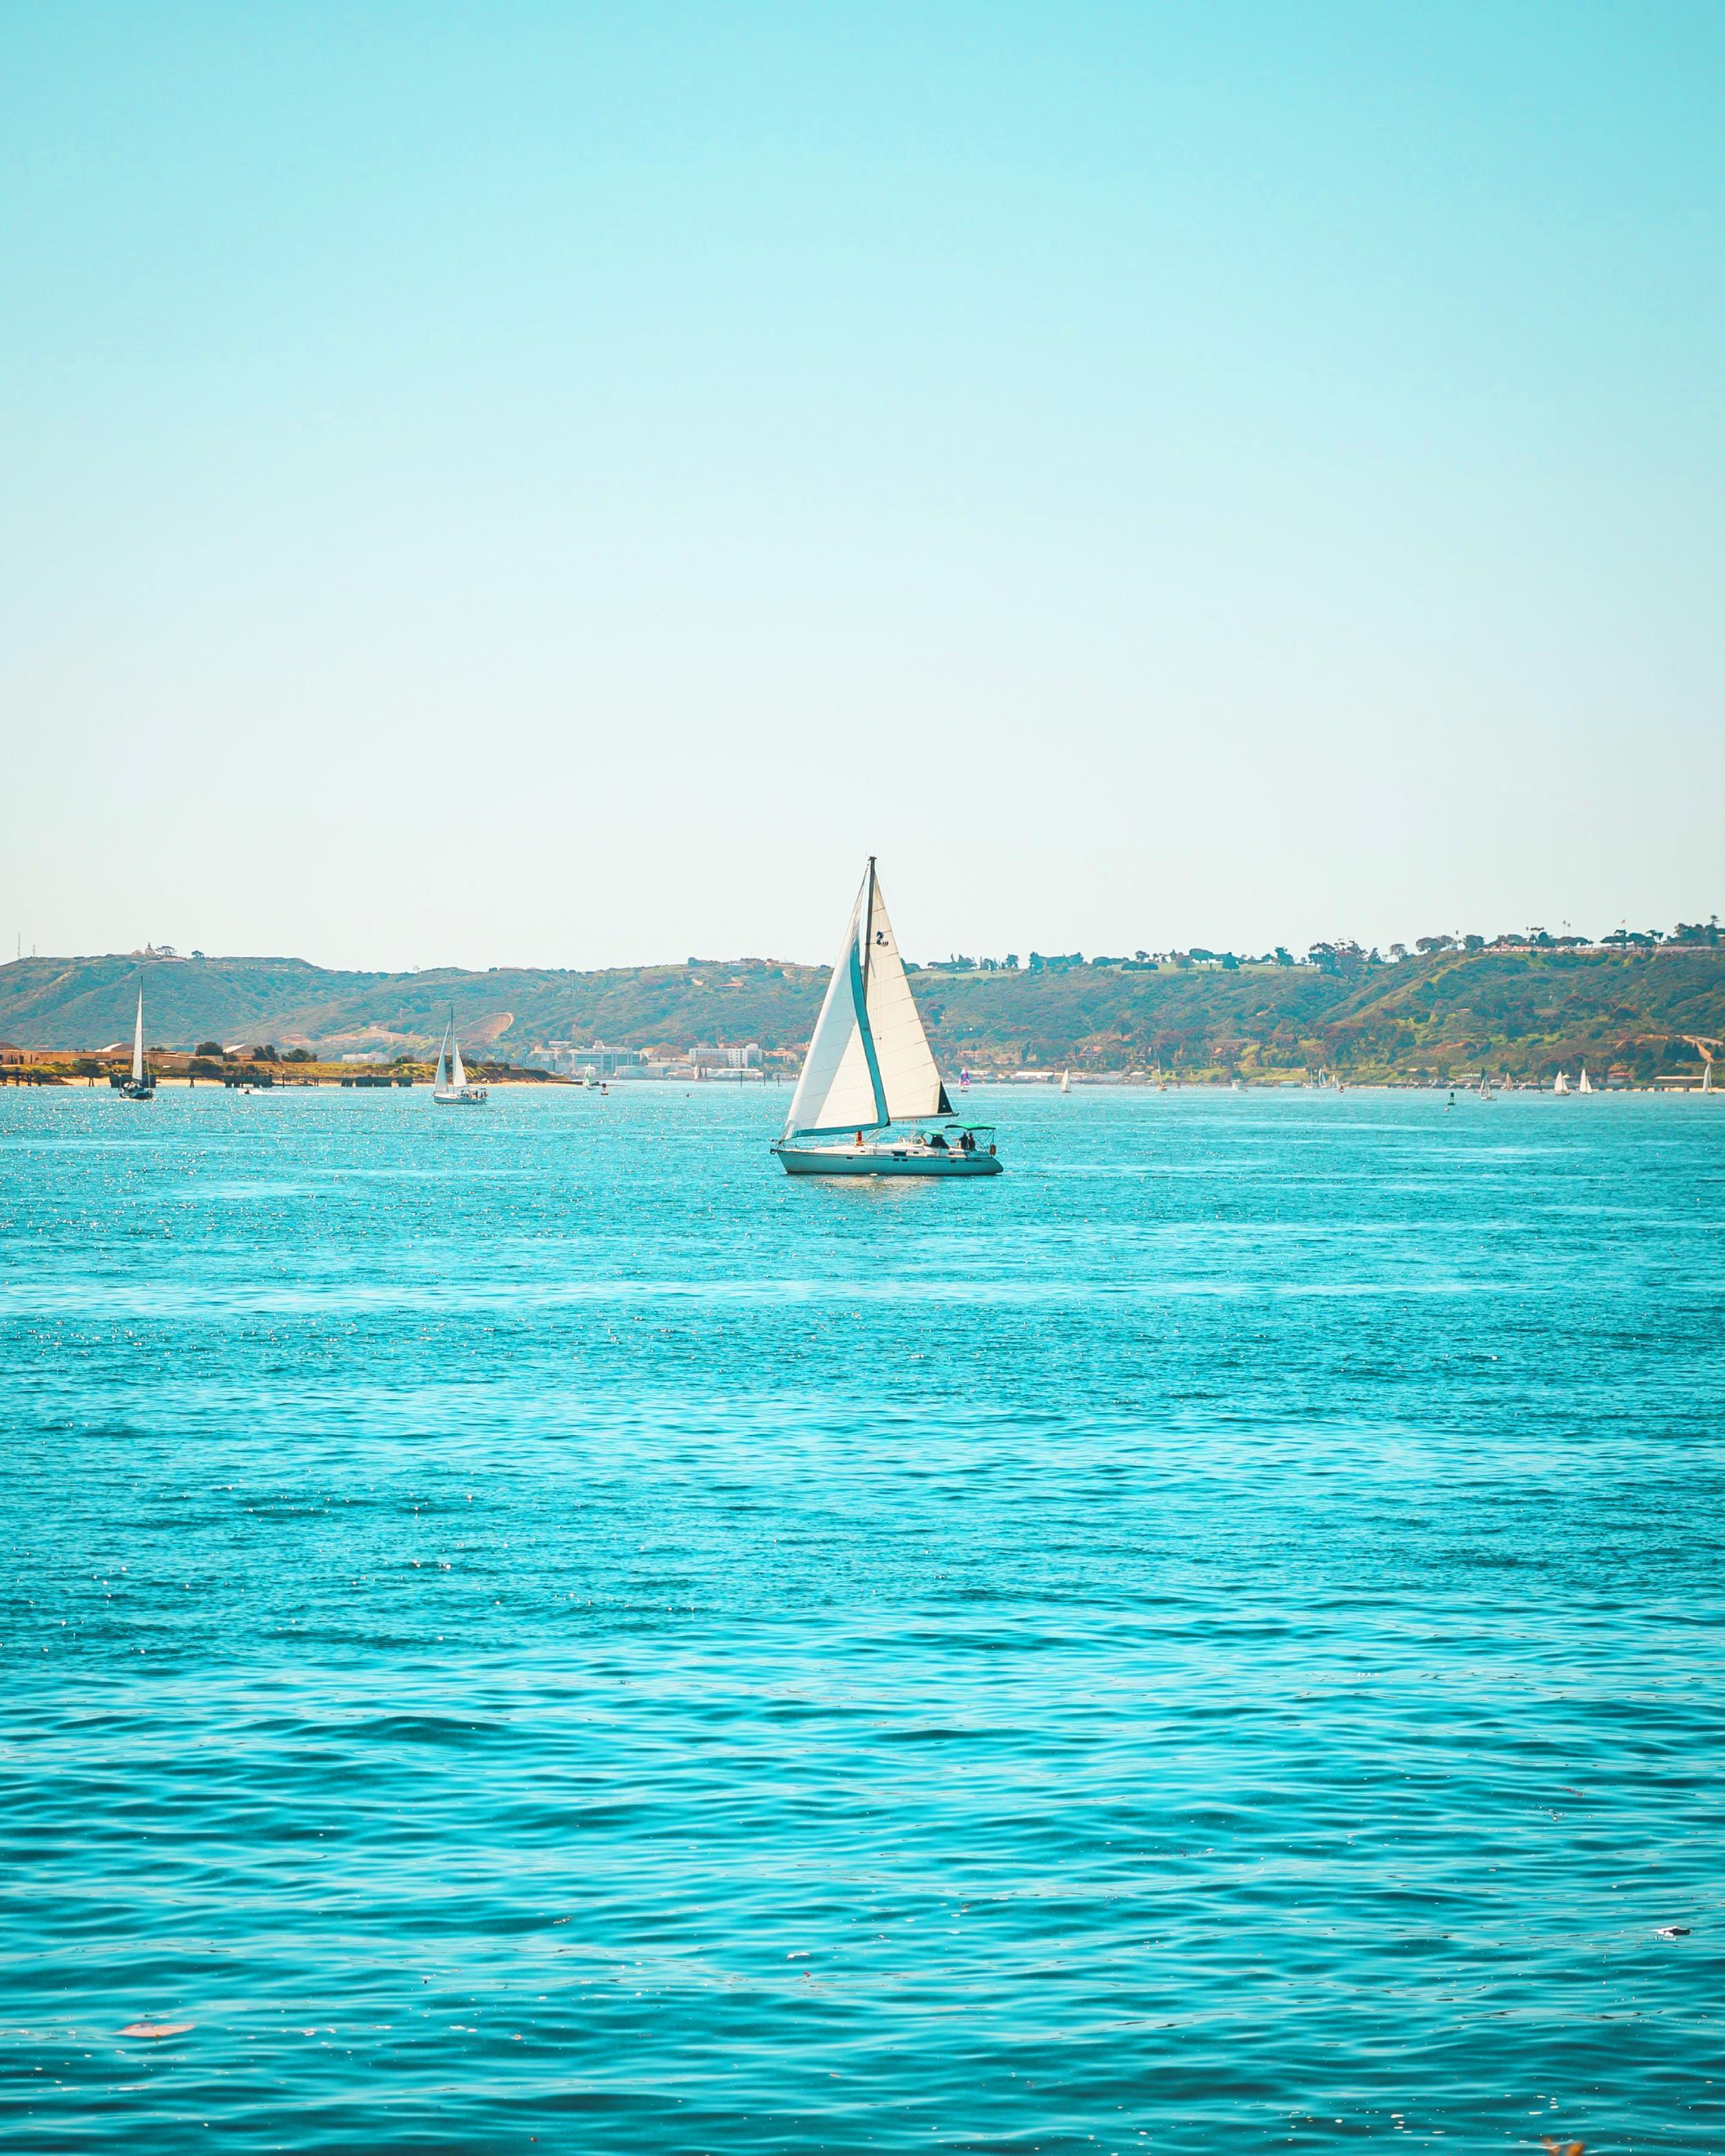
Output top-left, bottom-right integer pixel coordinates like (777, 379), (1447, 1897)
(862, 856), (877, 987)
(132, 987), (145, 1085)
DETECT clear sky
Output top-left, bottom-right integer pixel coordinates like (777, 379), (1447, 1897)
(3, 3), (1721, 969)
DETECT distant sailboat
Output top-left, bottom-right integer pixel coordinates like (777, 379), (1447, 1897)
(119, 985), (155, 1100)
(1578, 1066), (1593, 1094)
(1554, 1071), (1570, 1094)
(433, 1009), (488, 1105)
(771, 859), (1002, 1176)
(1060, 1069), (1072, 1095)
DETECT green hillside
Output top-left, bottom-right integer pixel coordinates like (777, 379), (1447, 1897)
(1, 944), (1719, 1082)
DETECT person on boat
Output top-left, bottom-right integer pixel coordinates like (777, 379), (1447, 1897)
(958, 1129), (976, 1153)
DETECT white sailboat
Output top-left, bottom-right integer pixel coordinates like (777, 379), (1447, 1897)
(772, 859), (1002, 1176)
(119, 985), (155, 1100)
(432, 1009), (488, 1105)
(1578, 1066), (1593, 1094)
(1554, 1071), (1570, 1094)
(1060, 1069), (1072, 1095)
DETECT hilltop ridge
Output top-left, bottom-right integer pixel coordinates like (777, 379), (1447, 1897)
(1, 940), (1720, 1085)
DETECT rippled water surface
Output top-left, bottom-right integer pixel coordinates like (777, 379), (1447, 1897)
(3, 1083), (1723, 2153)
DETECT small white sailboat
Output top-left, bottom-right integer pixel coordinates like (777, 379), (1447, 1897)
(1578, 1066), (1593, 1094)
(119, 985), (155, 1100)
(772, 859), (1001, 1176)
(1554, 1071), (1570, 1095)
(432, 1010), (489, 1105)
(1060, 1069), (1072, 1095)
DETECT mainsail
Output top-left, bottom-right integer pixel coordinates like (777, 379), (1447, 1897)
(782, 860), (952, 1138)
(449, 1022), (466, 1090)
(433, 1018), (451, 1091)
(132, 987), (146, 1086)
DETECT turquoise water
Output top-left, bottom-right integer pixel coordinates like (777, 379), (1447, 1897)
(3, 1083), (1722, 2153)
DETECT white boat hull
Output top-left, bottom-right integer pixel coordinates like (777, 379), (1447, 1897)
(773, 1142), (1002, 1177)
(433, 1087), (489, 1105)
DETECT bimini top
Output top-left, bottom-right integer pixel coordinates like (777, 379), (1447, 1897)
(782, 859), (954, 1140)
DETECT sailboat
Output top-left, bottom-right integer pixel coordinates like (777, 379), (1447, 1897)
(1554, 1071), (1570, 1094)
(1060, 1069), (1072, 1095)
(432, 1010), (488, 1105)
(771, 859), (1002, 1176)
(118, 985), (155, 1100)
(1578, 1066), (1593, 1094)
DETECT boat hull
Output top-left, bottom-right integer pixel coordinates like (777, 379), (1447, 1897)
(433, 1087), (489, 1105)
(773, 1143), (1002, 1177)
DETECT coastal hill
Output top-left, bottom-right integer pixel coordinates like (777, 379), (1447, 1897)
(1, 939), (1720, 1083)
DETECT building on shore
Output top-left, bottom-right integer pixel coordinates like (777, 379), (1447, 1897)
(540, 1040), (649, 1079)
(531, 1038), (765, 1080)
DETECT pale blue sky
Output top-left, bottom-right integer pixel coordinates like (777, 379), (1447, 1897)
(3, 3), (1721, 967)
